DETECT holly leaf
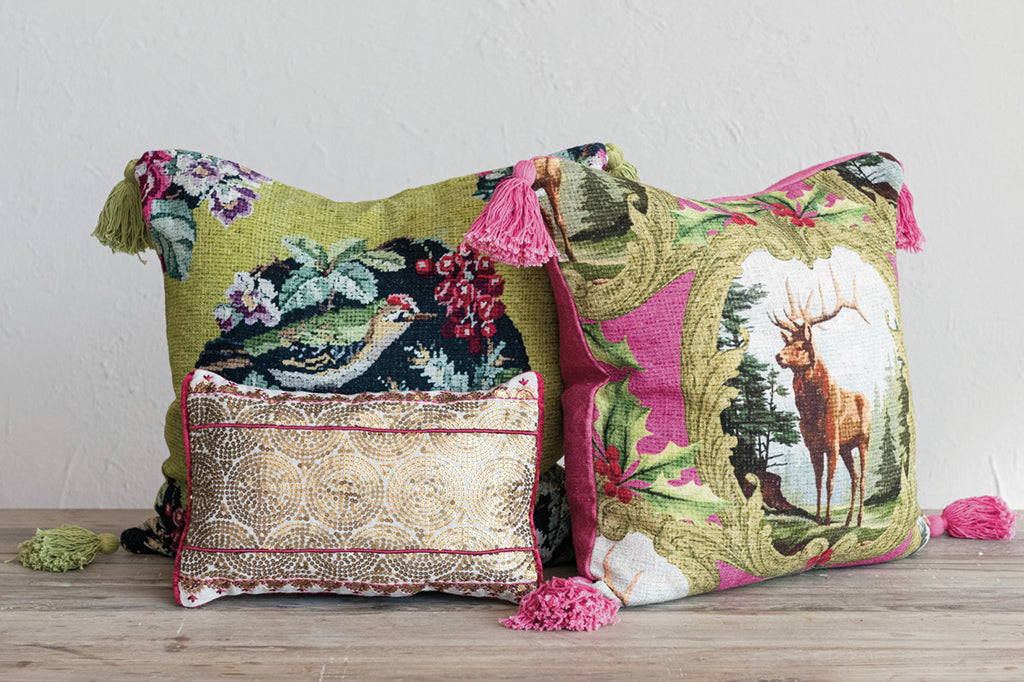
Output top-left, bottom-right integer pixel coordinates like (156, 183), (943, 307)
(594, 376), (651, 464)
(327, 237), (367, 266)
(148, 198), (197, 282)
(632, 442), (702, 484)
(282, 236), (329, 270)
(670, 209), (716, 247)
(356, 249), (405, 272)
(643, 478), (729, 522)
(582, 322), (642, 369)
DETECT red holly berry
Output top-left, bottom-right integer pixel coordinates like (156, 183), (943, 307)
(617, 488), (634, 504)
(415, 259), (433, 276)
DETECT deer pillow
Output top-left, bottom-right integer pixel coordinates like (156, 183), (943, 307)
(468, 152), (929, 605)
(95, 144), (636, 561)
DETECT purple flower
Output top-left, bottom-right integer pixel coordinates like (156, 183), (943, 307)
(212, 304), (238, 332)
(225, 272), (281, 327)
(218, 159), (272, 187)
(210, 184), (260, 226)
(173, 155), (223, 197)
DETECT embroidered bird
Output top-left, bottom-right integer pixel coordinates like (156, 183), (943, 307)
(267, 294), (434, 390)
(196, 294), (434, 391)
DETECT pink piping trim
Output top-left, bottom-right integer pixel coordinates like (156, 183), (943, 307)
(826, 530), (915, 569)
(545, 260), (606, 581)
(181, 577), (537, 590)
(192, 385), (537, 405)
(528, 371), (545, 584)
(188, 423), (537, 436)
(711, 151), (869, 202)
(181, 546), (536, 556)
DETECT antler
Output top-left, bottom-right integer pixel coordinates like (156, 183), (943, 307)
(768, 278), (808, 333)
(804, 264), (870, 327)
(768, 265), (869, 333)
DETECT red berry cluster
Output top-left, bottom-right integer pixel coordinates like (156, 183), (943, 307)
(431, 244), (506, 355)
(770, 202), (816, 227)
(595, 446), (635, 504)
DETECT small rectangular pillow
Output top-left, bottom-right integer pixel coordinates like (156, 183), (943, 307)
(472, 152), (928, 605)
(97, 144), (635, 558)
(175, 369), (544, 607)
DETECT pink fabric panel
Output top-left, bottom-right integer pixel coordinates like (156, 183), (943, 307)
(715, 561), (766, 590)
(598, 272), (696, 455)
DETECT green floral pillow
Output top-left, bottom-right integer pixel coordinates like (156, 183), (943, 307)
(96, 144), (635, 557)
(516, 152), (928, 604)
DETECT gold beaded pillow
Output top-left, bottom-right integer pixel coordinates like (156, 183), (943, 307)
(174, 369), (544, 607)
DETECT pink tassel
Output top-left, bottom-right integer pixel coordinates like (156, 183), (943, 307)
(895, 182), (924, 252)
(463, 159), (559, 267)
(501, 577), (620, 632)
(927, 496), (1020, 540)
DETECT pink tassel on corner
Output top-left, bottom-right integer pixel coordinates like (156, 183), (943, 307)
(928, 496), (1020, 540)
(501, 577), (620, 632)
(896, 182), (924, 253)
(462, 159), (559, 268)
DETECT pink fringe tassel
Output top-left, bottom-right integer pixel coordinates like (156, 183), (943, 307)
(896, 182), (924, 253)
(928, 496), (1020, 540)
(501, 577), (620, 632)
(462, 159), (559, 267)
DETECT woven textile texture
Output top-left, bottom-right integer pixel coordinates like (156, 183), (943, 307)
(105, 144), (630, 557)
(175, 369), (544, 607)
(539, 152), (928, 605)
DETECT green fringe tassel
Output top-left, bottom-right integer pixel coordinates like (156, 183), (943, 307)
(92, 159), (154, 256)
(12, 525), (121, 572)
(605, 143), (639, 182)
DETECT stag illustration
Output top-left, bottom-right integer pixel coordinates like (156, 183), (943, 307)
(769, 265), (871, 526)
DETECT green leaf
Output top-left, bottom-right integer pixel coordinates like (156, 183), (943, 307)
(582, 322), (642, 369)
(327, 237), (367, 265)
(356, 249), (405, 272)
(328, 262), (378, 305)
(278, 266), (332, 313)
(149, 198), (197, 281)
(643, 478), (729, 521)
(282, 236), (329, 269)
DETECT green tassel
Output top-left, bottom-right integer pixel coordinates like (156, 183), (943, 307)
(12, 525), (121, 572)
(605, 143), (639, 182)
(92, 159), (155, 256)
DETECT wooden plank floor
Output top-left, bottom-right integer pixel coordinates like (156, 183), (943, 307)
(2, 509), (1022, 680)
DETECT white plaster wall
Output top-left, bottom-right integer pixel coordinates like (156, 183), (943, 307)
(2, 0), (1021, 509)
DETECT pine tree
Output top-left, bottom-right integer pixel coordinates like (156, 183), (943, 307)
(719, 281), (801, 481)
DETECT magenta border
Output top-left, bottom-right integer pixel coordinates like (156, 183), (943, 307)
(192, 384), (537, 405)
(173, 368), (199, 607)
(182, 546), (537, 556)
(189, 423), (536, 436)
(711, 151), (869, 202)
(545, 260), (607, 581)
